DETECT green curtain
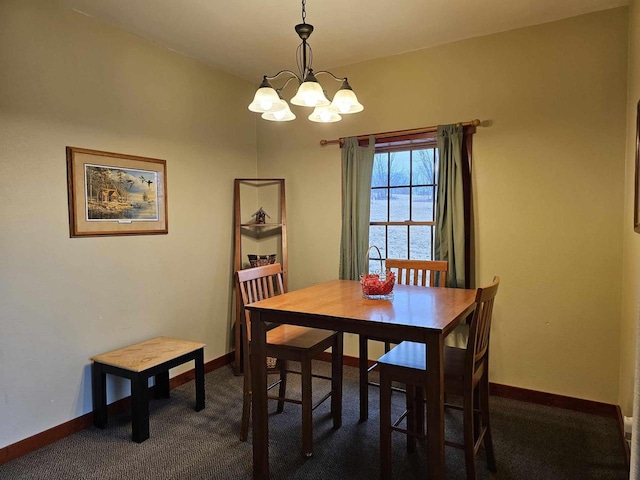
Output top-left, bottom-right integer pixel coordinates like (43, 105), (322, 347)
(434, 124), (466, 288)
(339, 136), (375, 280)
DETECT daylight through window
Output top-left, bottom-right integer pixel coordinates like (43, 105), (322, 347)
(369, 145), (438, 271)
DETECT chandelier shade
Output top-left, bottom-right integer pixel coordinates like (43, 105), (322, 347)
(247, 0), (363, 123)
(248, 79), (287, 113)
(290, 71), (331, 107)
(308, 106), (342, 123)
(329, 80), (364, 114)
(262, 92), (296, 121)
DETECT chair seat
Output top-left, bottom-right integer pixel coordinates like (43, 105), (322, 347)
(377, 341), (465, 379)
(267, 324), (336, 350)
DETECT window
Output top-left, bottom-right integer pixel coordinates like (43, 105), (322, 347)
(369, 144), (438, 270)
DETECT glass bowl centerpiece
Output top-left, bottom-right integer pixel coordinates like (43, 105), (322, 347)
(360, 246), (395, 300)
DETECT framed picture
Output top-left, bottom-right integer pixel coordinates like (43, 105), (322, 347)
(66, 147), (168, 237)
(635, 100), (640, 233)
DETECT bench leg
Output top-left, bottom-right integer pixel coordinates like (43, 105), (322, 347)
(194, 348), (205, 411)
(155, 371), (170, 399)
(92, 363), (107, 429)
(131, 375), (150, 443)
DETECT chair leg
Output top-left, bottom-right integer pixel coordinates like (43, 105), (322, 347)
(473, 385), (481, 444)
(415, 386), (425, 437)
(406, 384), (416, 453)
(359, 335), (369, 422)
(301, 357), (313, 457)
(480, 373), (497, 472)
(277, 359), (287, 413)
(463, 387), (477, 480)
(380, 366), (392, 480)
(331, 333), (343, 430)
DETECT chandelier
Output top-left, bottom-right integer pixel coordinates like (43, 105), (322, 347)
(247, 0), (364, 123)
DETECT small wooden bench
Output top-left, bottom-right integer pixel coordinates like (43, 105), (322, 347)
(91, 336), (206, 442)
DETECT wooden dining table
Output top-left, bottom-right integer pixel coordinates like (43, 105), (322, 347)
(246, 279), (477, 480)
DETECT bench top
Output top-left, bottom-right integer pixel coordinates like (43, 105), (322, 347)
(91, 336), (206, 372)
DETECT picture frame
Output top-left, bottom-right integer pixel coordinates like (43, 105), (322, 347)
(66, 147), (168, 237)
(635, 100), (640, 233)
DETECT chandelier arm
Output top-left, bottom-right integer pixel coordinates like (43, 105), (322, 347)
(314, 70), (347, 82)
(276, 76), (300, 94)
(264, 70), (302, 83)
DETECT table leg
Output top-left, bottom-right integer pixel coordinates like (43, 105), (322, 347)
(131, 374), (150, 443)
(331, 333), (343, 430)
(251, 311), (269, 480)
(358, 335), (369, 422)
(154, 371), (170, 399)
(425, 335), (445, 480)
(91, 363), (107, 429)
(194, 348), (205, 411)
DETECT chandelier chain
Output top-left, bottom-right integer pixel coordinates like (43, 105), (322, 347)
(301, 0), (306, 23)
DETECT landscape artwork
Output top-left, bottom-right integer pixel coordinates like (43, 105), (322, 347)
(67, 147), (168, 237)
(84, 164), (159, 221)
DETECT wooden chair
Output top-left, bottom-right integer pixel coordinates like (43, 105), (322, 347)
(378, 276), (500, 480)
(236, 263), (343, 457)
(358, 259), (448, 421)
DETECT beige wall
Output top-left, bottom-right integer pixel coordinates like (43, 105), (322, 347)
(0, 0), (257, 448)
(257, 9), (628, 403)
(0, 0), (632, 452)
(619, 0), (640, 416)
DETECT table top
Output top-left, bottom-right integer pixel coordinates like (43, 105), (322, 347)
(90, 336), (205, 372)
(246, 279), (476, 338)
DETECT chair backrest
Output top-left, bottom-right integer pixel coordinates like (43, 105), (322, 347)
(236, 263), (285, 343)
(385, 259), (448, 287)
(467, 276), (500, 374)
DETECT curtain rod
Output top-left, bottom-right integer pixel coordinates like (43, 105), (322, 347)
(319, 119), (482, 147)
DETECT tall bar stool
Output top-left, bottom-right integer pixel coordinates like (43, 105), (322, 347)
(378, 276), (500, 480)
(236, 263), (343, 457)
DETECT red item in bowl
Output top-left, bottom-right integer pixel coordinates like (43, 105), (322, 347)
(361, 271), (395, 295)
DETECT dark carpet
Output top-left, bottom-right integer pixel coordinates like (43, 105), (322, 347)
(0, 362), (628, 479)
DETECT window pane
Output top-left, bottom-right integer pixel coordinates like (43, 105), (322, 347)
(369, 225), (386, 259)
(372, 153), (388, 188)
(411, 186), (434, 221)
(389, 187), (409, 221)
(387, 226), (408, 259)
(370, 189), (388, 222)
(389, 151), (410, 187)
(409, 225), (433, 260)
(412, 149), (436, 185)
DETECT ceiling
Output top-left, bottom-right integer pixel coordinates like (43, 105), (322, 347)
(56, 0), (628, 84)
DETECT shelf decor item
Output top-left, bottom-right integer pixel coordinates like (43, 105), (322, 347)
(360, 246), (395, 300)
(66, 147), (168, 237)
(252, 207), (270, 224)
(248, 254), (277, 268)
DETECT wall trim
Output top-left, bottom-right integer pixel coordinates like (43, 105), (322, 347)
(616, 405), (631, 470)
(0, 350), (626, 467)
(0, 351), (233, 466)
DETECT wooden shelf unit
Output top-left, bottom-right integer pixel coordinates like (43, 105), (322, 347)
(233, 178), (287, 374)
